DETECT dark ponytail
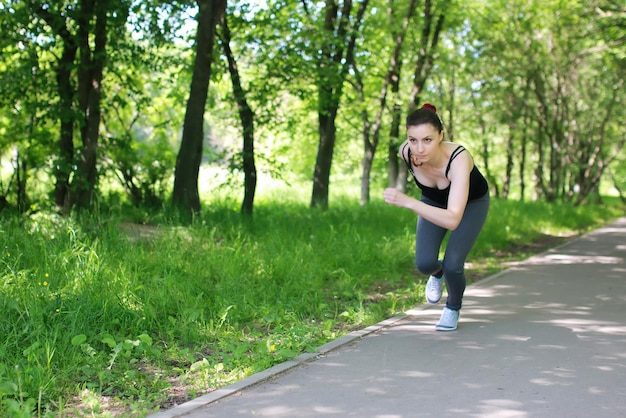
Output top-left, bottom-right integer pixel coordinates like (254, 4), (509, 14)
(406, 103), (443, 132)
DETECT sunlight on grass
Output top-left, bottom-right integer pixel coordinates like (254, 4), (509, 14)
(0, 189), (622, 416)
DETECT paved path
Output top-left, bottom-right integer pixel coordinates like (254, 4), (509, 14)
(152, 218), (626, 418)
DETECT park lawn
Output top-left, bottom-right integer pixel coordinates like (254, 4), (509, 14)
(0, 196), (623, 417)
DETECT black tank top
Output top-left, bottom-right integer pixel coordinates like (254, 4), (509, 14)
(402, 143), (488, 206)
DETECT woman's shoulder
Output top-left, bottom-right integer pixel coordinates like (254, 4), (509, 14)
(444, 142), (472, 158)
(398, 140), (410, 158)
(445, 142), (474, 177)
(443, 141), (464, 149)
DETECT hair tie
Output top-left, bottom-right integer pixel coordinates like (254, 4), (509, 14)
(421, 103), (437, 113)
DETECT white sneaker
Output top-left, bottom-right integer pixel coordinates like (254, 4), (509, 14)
(436, 307), (459, 331)
(425, 275), (444, 304)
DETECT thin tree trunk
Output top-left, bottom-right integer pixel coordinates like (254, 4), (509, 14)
(446, 69), (455, 142)
(360, 133), (374, 206)
(350, 58), (372, 205)
(13, 147), (27, 213)
(519, 120), (528, 201)
(530, 68), (563, 201)
(356, 0), (418, 205)
(530, 70), (548, 200)
(518, 79), (531, 201)
(389, 103), (403, 190)
(480, 121), (499, 198)
(220, 11), (257, 216)
(503, 128), (514, 198)
(609, 168), (626, 205)
(534, 130), (546, 200)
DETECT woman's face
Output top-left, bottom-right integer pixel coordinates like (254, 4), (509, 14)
(407, 123), (443, 166)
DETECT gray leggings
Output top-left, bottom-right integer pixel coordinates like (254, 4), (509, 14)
(415, 192), (490, 310)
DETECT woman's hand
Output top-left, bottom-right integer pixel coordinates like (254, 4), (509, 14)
(383, 188), (412, 208)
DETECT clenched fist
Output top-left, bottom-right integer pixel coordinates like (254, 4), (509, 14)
(383, 188), (411, 208)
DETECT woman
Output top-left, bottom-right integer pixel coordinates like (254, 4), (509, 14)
(383, 103), (489, 331)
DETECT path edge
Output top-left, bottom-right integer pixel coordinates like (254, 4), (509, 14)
(149, 218), (624, 417)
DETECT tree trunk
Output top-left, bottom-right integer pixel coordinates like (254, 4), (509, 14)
(503, 128), (514, 198)
(70, 0), (107, 210)
(173, 0), (227, 217)
(220, 10), (257, 216)
(519, 117), (528, 201)
(360, 134), (374, 206)
(609, 168), (626, 205)
(355, 0), (417, 205)
(446, 69), (455, 142)
(389, 102), (403, 190)
(13, 147), (27, 213)
(530, 69), (550, 200)
(481, 121), (499, 198)
(518, 79), (531, 201)
(311, 111), (337, 209)
(33, 5), (78, 209)
(311, 0), (368, 209)
(350, 60), (372, 205)
(55, 49), (76, 209)
(534, 131), (546, 200)
(574, 86), (622, 205)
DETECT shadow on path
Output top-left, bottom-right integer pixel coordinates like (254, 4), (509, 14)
(153, 218), (626, 418)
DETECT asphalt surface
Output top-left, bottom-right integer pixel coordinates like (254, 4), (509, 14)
(151, 217), (626, 418)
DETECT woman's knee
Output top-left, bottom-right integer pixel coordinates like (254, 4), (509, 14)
(415, 257), (441, 276)
(441, 260), (464, 278)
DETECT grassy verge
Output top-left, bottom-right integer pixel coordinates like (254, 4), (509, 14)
(0, 196), (622, 417)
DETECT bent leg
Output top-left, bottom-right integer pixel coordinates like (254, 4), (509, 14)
(442, 193), (490, 310)
(414, 200), (447, 276)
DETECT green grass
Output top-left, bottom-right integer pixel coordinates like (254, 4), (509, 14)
(0, 195), (623, 416)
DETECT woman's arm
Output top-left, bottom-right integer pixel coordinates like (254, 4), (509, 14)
(383, 151), (473, 230)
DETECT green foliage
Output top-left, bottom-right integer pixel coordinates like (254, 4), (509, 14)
(448, 0), (625, 203)
(0, 189), (622, 415)
(2, 0), (623, 212)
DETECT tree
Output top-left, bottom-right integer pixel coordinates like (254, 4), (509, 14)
(72, 0), (109, 209)
(349, 0), (419, 205)
(310, 0), (369, 209)
(172, 0), (227, 217)
(462, 0), (624, 203)
(30, 4), (78, 208)
(100, 53), (182, 209)
(219, 7), (257, 216)
(1, 0), (622, 213)
(24, 0), (134, 211)
(0, 2), (57, 211)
